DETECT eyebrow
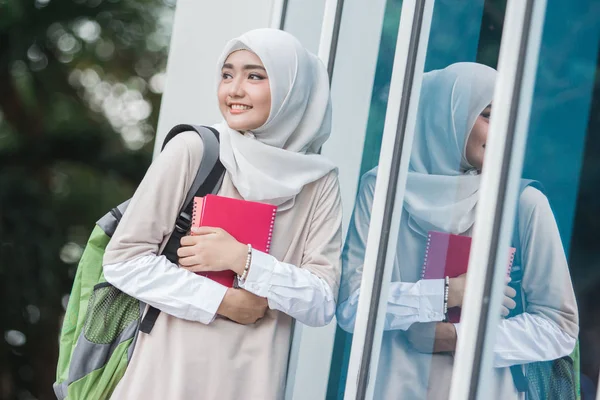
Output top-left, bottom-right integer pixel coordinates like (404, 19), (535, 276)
(222, 63), (266, 72)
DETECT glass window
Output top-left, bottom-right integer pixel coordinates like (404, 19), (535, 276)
(504, 1), (600, 398)
(333, 0), (600, 398)
(332, 0), (546, 398)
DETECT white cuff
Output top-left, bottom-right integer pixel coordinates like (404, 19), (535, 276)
(194, 279), (228, 324)
(417, 279), (446, 322)
(237, 249), (275, 297)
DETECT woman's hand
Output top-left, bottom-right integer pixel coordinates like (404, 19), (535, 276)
(447, 273), (467, 308)
(501, 283), (517, 317)
(217, 288), (268, 324)
(406, 322), (457, 353)
(178, 226), (248, 275)
(448, 273), (517, 316)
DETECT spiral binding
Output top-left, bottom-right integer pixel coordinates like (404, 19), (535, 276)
(191, 198), (199, 231)
(266, 208), (276, 253)
(507, 248), (516, 276)
(421, 233), (432, 279)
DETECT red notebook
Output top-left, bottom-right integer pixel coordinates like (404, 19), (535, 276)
(421, 231), (516, 323)
(191, 194), (277, 287)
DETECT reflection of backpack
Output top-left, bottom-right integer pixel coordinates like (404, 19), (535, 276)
(53, 125), (225, 400)
(508, 180), (580, 400)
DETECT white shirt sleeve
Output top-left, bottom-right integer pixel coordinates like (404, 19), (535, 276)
(453, 187), (578, 368)
(104, 254), (228, 325)
(453, 313), (576, 368)
(237, 248), (336, 327)
(336, 279), (445, 333)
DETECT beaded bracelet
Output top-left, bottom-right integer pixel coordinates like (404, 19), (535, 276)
(239, 244), (252, 281)
(443, 276), (450, 322)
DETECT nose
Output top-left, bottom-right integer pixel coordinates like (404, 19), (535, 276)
(228, 76), (244, 98)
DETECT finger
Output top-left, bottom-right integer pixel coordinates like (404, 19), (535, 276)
(501, 306), (509, 317)
(177, 245), (197, 258)
(504, 286), (517, 298)
(503, 296), (516, 310)
(180, 235), (199, 246)
(191, 226), (219, 235)
(178, 255), (199, 267)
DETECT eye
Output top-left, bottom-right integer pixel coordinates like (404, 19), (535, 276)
(221, 72), (233, 79)
(248, 73), (265, 80)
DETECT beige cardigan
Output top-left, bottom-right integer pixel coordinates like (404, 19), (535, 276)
(103, 131), (343, 400)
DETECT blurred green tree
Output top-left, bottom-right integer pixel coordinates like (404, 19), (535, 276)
(0, 0), (174, 398)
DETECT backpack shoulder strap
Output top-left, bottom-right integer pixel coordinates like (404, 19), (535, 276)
(510, 179), (543, 284)
(162, 124), (222, 211)
(139, 125), (225, 335)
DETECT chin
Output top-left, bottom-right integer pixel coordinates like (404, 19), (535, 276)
(228, 122), (255, 131)
(226, 121), (246, 131)
(225, 117), (264, 132)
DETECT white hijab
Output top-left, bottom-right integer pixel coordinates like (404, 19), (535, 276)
(404, 62), (497, 236)
(213, 29), (336, 209)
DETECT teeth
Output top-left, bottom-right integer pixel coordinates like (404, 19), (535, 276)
(231, 104), (251, 110)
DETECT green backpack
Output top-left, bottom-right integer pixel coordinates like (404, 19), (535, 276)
(53, 125), (225, 400)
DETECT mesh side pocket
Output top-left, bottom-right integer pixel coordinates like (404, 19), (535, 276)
(526, 357), (576, 400)
(83, 283), (140, 344)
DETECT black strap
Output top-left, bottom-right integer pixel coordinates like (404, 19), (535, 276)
(139, 126), (225, 334)
(138, 304), (161, 334)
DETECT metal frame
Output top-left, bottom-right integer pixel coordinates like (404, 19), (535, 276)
(270, 0), (289, 30)
(318, 0), (345, 80)
(597, 370), (600, 400)
(342, 0), (435, 398)
(449, 0), (548, 398)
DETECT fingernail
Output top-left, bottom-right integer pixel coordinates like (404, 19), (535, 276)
(191, 227), (200, 234)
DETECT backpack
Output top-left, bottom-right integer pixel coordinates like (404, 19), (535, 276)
(53, 125), (225, 400)
(508, 180), (580, 400)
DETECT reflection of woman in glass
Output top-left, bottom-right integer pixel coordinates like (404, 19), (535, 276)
(337, 63), (578, 399)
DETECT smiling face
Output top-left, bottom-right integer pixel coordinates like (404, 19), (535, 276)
(217, 50), (271, 132)
(465, 104), (491, 171)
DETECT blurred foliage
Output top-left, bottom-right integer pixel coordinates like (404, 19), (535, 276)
(0, 0), (175, 398)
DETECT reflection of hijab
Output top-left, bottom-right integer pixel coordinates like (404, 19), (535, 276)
(404, 62), (497, 236)
(213, 29), (336, 209)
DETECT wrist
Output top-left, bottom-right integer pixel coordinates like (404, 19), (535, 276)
(434, 322), (457, 353)
(447, 278), (459, 308)
(217, 288), (234, 317)
(232, 243), (249, 276)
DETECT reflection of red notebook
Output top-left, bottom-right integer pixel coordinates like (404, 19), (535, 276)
(191, 194), (277, 287)
(421, 231), (516, 323)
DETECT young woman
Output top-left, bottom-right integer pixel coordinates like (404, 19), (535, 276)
(103, 29), (343, 399)
(337, 62), (578, 399)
